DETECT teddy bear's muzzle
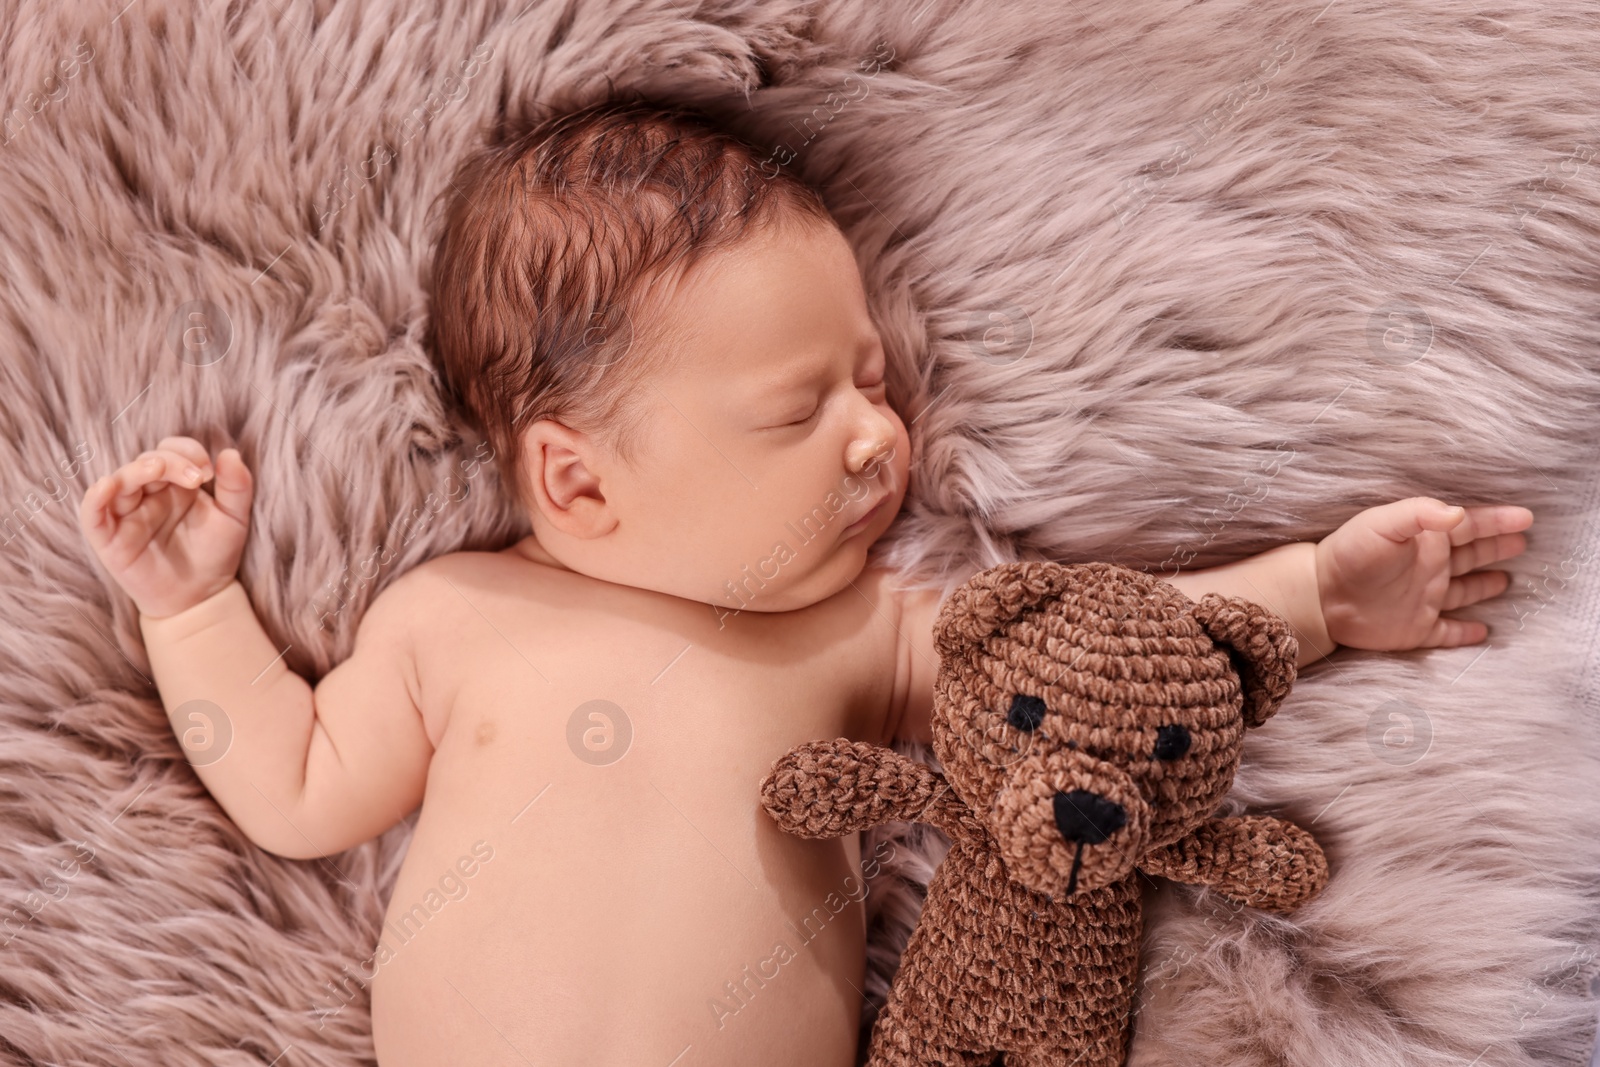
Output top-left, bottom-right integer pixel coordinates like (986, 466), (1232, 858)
(1053, 789), (1128, 846)
(991, 750), (1150, 899)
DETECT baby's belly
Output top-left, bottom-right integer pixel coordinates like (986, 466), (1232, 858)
(368, 688), (869, 1067)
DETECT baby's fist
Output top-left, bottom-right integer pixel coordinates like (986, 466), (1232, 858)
(79, 436), (254, 619)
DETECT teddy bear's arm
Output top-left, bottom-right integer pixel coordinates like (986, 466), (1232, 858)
(1139, 814), (1329, 914)
(759, 738), (979, 841)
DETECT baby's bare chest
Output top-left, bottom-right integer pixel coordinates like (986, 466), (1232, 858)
(410, 560), (898, 776)
(433, 601), (885, 768)
(370, 577), (889, 1064)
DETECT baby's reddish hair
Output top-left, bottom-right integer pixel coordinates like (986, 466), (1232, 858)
(425, 97), (836, 510)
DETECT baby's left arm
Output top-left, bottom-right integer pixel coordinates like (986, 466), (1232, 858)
(884, 496), (1532, 746)
(1164, 496), (1532, 668)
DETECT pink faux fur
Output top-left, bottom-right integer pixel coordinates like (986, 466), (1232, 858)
(1, 0), (1598, 1065)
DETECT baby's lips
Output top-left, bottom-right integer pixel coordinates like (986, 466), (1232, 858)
(844, 495), (887, 529)
(848, 474), (904, 526)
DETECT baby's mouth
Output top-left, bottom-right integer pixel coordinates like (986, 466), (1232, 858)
(845, 469), (900, 534)
(842, 498), (886, 534)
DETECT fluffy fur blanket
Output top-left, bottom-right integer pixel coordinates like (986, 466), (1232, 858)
(2, 0), (1598, 1064)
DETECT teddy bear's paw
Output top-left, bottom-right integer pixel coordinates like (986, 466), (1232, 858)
(1144, 814), (1330, 914)
(1248, 819), (1330, 913)
(759, 738), (939, 839)
(1218, 816), (1330, 914)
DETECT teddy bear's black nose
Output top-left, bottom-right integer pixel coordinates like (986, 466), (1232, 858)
(1053, 789), (1127, 845)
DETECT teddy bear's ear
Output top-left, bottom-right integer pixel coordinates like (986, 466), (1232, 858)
(933, 561), (1082, 661)
(1190, 593), (1299, 727)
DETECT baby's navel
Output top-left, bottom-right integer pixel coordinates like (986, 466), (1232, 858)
(474, 719), (497, 747)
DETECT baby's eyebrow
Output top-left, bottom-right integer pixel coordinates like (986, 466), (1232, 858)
(760, 333), (882, 395)
(763, 353), (834, 395)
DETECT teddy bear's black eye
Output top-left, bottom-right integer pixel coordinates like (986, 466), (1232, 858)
(1007, 694), (1048, 732)
(1154, 724), (1191, 761)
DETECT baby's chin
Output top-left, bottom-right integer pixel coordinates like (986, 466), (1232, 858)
(726, 518), (889, 613)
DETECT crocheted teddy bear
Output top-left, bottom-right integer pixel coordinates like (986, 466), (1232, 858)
(759, 561), (1330, 1067)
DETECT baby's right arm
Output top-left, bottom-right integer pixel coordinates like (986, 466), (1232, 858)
(79, 436), (432, 860)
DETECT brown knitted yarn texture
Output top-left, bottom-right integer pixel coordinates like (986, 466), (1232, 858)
(759, 561), (1329, 1067)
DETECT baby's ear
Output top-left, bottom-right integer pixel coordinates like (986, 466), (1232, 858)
(521, 419), (611, 535)
(1190, 594), (1298, 727)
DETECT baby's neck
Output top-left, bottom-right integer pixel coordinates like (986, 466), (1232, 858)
(506, 535), (568, 571)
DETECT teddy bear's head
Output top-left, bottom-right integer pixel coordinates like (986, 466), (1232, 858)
(931, 561), (1298, 900)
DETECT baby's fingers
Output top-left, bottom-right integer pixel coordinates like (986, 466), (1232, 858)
(1442, 569), (1511, 610)
(209, 447), (253, 526)
(1419, 614), (1490, 648)
(79, 469), (171, 556)
(1450, 531), (1528, 576)
(79, 468), (144, 537)
(120, 449), (206, 500)
(78, 474), (122, 545)
(155, 436), (215, 480)
(81, 450), (202, 530)
(1445, 504), (1534, 545)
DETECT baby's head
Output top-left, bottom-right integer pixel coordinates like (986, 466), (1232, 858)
(426, 99), (910, 615)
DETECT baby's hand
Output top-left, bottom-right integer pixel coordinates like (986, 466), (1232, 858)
(1314, 497), (1532, 650)
(78, 436), (254, 619)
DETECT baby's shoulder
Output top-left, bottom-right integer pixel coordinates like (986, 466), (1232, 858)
(358, 544), (534, 632)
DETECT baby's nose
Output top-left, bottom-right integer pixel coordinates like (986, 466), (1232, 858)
(846, 435), (895, 475)
(1052, 789), (1127, 845)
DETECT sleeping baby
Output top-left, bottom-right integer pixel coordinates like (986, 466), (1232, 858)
(77, 99), (1533, 1066)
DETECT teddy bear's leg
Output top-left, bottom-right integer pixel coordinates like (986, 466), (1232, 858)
(864, 997), (998, 1067)
(1000, 1042), (1123, 1067)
